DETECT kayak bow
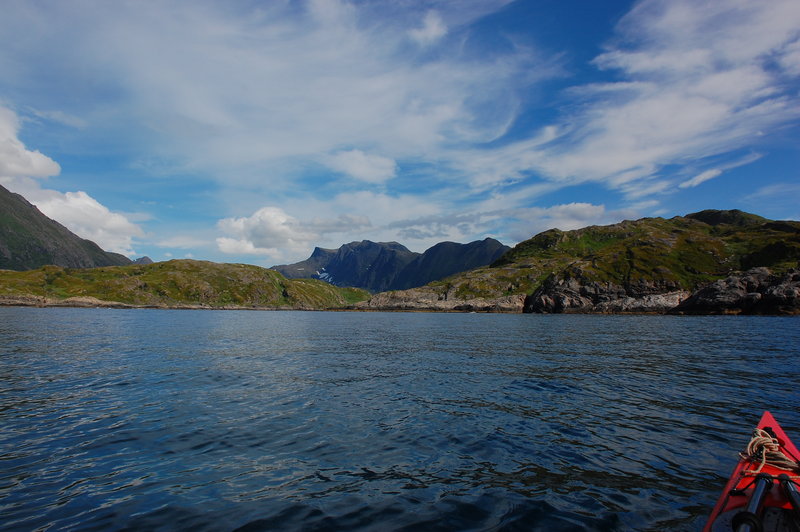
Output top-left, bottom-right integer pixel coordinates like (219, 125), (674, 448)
(705, 411), (800, 532)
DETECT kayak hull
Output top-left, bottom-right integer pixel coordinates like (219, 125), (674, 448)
(704, 411), (800, 531)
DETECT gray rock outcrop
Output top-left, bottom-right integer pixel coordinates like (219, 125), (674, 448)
(523, 270), (686, 314)
(357, 289), (525, 312)
(670, 268), (800, 315)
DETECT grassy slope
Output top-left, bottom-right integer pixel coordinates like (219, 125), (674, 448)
(420, 213), (800, 300)
(0, 259), (369, 309)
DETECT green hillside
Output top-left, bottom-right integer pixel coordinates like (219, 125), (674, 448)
(421, 210), (800, 300)
(0, 259), (369, 309)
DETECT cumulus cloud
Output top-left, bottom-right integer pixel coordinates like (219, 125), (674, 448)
(217, 207), (315, 257)
(216, 206), (373, 261)
(0, 105), (143, 256)
(32, 190), (144, 256)
(327, 150), (397, 183)
(218, 192), (452, 262)
(0, 106), (60, 178)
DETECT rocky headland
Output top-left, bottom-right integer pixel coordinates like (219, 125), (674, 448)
(670, 268), (800, 315)
(358, 210), (800, 315)
(358, 267), (799, 315)
(522, 269), (691, 313)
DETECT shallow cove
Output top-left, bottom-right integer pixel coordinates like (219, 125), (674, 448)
(1, 308), (798, 531)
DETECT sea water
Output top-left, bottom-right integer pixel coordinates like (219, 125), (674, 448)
(1, 308), (798, 531)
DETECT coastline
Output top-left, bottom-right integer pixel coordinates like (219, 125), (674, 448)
(2, 294), (798, 315)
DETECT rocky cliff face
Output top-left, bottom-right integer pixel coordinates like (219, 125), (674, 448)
(357, 288), (525, 312)
(0, 184), (132, 270)
(366, 266), (798, 315)
(670, 268), (800, 315)
(520, 267), (799, 314)
(521, 260), (691, 313)
(522, 269), (691, 313)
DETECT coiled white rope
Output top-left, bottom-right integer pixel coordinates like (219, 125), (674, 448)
(741, 428), (800, 477)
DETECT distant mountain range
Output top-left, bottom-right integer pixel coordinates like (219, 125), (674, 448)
(1, 194), (798, 314)
(272, 238), (510, 292)
(0, 184), (133, 270)
(2, 182), (798, 314)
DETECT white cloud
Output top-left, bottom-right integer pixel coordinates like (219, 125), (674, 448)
(218, 192), (448, 262)
(386, 210), (503, 242)
(327, 149), (397, 183)
(217, 207), (316, 258)
(1, 1), (797, 263)
(409, 11), (447, 46)
(216, 237), (277, 257)
(780, 39), (800, 76)
(0, 0), (531, 185)
(216, 206), (375, 261)
(31, 190), (144, 256)
(450, 0), (800, 203)
(0, 105), (143, 256)
(679, 169), (722, 189)
(0, 106), (60, 178)
(678, 152), (764, 189)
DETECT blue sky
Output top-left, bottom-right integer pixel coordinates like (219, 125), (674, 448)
(1, 0), (799, 266)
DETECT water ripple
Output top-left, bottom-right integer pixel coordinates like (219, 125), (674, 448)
(1, 309), (798, 531)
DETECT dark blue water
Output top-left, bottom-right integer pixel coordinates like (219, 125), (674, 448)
(1, 309), (798, 531)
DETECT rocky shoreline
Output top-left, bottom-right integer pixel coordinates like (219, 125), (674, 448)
(0, 295), (309, 311)
(356, 290), (526, 313)
(358, 268), (800, 315)
(670, 268), (800, 315)
(2, 268), (798, 315)
(526, 268), (800, 315)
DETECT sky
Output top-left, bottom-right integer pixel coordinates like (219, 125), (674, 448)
(1, 0), (799, 266)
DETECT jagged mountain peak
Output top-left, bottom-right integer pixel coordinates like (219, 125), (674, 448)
(273, 238), (510, 292)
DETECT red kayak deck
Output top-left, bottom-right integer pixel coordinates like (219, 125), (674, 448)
(705, 411), (800, 531)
